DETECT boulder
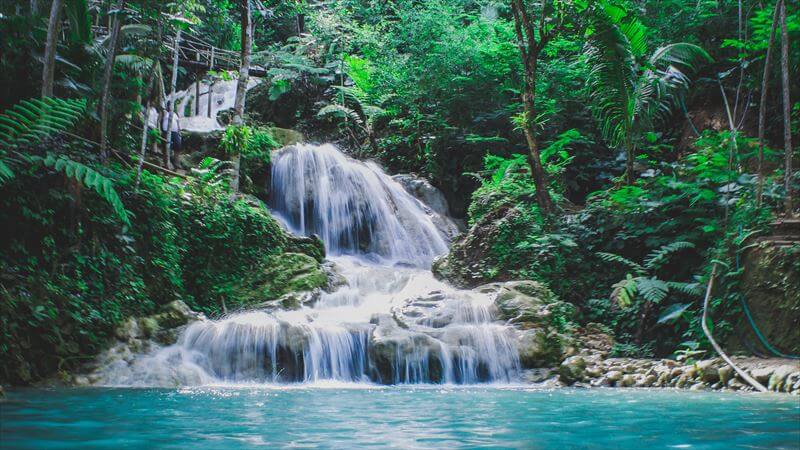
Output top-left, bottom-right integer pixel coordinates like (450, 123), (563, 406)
(768, 365), (798, 392)
(606, 370), (623, 383)
(696, 359), (720, 383)
(230, 253), (328, 308)
(750, 366), (774, 385)
(489, 281), (574, 329)
(432, 204), (516, 288)
(368, 314), (445, 383)
(151, 300), (203, 330)
(269, 128), (305, 147)
(718, 365), (734, 385)
(516, 329), (565, 368)
(392, 174), (464, 239)
(558, 356), (587, 384)
(620, 374), (635, 387)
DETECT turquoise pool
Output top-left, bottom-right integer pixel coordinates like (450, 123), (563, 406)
(1, 386), (798, 449)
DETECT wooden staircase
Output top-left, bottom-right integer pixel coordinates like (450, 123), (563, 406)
(757, 218), (800, 247)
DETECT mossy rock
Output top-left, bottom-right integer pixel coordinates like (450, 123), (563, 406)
(269, 128), (305, 146)
(728, 244), (800, 354)
(490, 280), (575, 330)
(232, 253), (328, 308)
(285, 234), (325, 263)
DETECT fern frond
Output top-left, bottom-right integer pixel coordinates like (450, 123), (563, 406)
(597, 252), (646, 275)
(0, 98), (87, 149)
(636, 277), (669, 303)
(611, 274), (638, 307)
(643, 241), (694, 270)
(42, 154), (131, 226)
(0, 157), (14, 184)
(317, 104), (363, 125)
(666, 281), (703, 297)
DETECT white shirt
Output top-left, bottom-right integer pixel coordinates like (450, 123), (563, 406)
(162, 113), (180, 132)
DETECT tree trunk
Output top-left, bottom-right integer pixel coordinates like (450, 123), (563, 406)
(625, 138), (635, 185)
(510, 0), (554, 215)
(98, 0), (126, 161)
(41, 0), (64, 98)
(164, 29), (182, 170)
(230, 0), (252, 198)
(135, 57), (161, 189)
(520, 77), (554, 214)
(779, 0), (793, 216)
(30, 0), (39, 16)
(756, 0), (782, 206)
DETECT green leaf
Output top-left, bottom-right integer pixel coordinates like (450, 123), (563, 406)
(657, 303), (690, 324)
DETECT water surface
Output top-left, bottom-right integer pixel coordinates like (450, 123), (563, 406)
(2, 386), (798, 449)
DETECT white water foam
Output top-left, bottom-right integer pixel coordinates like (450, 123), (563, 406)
(96, 144), (522, 387)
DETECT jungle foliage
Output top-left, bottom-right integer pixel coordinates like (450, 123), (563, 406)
(0, 0), (798, 383)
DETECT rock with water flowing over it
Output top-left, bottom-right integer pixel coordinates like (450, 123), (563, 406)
(392, 173), (465, 239)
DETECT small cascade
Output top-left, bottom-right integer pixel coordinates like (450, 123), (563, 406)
(97, 144), (523, 386)
(165, 75), (260, 134)
(269, 144), (449, 267)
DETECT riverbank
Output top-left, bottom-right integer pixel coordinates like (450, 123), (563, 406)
(548, 355), (800, 394)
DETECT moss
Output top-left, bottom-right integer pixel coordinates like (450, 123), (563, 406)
(229, 253), (328, 309)
(733, 244), (800, 354)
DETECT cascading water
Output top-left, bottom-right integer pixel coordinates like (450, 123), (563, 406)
(96, 144), (522, 386)
(269, 144), (449, 265)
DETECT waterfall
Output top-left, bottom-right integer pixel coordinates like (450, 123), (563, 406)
(269, 144), (449, 267)
(98, 144), (521, 386)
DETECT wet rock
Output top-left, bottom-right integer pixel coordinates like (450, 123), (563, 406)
(523, 368), (556, 383)
(231, 253), (328, 308)
(151, 300), (203, 330)
(558, 356), (587, 384)
(750, 367), (774, 385)
(640, 374), (657, 387)
(696, 359), (719, 383)
(718, 365), (734, 386)
(620, 374), (635, 387)
(585, 365), (604, 378)
(431, 204), (515, 288)
(606, 370), (623, 383)
(392, 174), (464, 239)
(516, 329), (565, 368)
(138, 317), (160, 339)
(368, 314), (445, 384)
(269, 128), (305, 147)
(768, 365), (797, 391)
(728, 378), (746, 391)
(490, 281), (572, 328)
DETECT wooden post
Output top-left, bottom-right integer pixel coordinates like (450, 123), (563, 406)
(207, 47), (215, 118)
